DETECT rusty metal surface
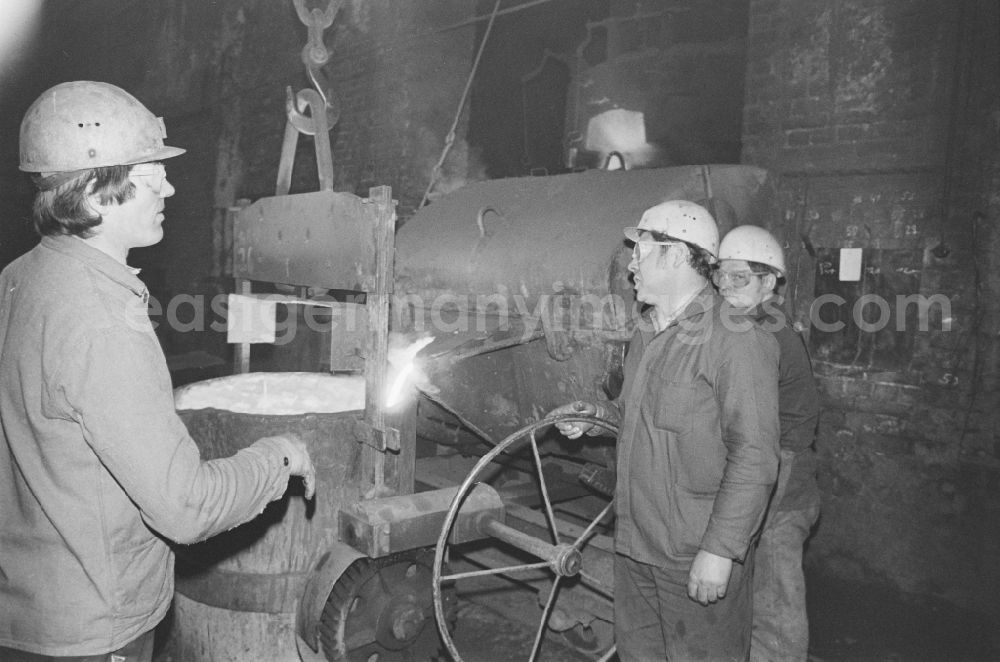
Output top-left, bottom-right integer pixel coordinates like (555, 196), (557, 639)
(173, 405), (367, 611)
(353, 417), (400, 452)
(419, 333), (620, 450)
(395, 165), (778, 445)
(395, 165), (773, 313)
(339, 484), (505, 558)
(233, 190), (379, 290)
(296, 540), (365, 655)
(316, 548), (455, 662)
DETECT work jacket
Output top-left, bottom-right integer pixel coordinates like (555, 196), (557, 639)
(0, 236), (296, 656)
(613, 286), (780, 567)
(752, 302), (821, 513)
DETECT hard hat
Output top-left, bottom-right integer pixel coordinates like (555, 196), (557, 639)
(19, 81), (185, 173)
(718, 225), (786, 275)
(623, 200), (719, 257)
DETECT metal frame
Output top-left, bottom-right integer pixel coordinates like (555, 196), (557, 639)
(230, 185), (410, 495)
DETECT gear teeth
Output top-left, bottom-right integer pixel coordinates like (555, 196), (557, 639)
(317, 550), (454, 661)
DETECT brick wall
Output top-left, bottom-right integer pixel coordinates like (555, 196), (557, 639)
(743, 0), (1000, 620)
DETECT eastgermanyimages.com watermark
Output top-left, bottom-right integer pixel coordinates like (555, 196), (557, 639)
(130, 289), (953, 345)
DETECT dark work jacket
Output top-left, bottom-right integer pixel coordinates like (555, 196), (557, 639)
(752, 302), (821, 512)
(612, 286), (781, 567)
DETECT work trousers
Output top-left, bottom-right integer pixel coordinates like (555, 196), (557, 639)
(0, 630), (154, 662)
(614, 552), (755, 662)
(750, 505), (821, 662)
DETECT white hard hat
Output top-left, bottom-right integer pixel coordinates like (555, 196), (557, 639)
(718, 225), (786, 276)
(623, 200), (719, 257)
(19, 81), (185, 173)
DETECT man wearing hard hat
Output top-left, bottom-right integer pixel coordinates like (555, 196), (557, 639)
(0, 82), (316, 661)
(715, 225), (821, 662)
(552, 201), (780, 660)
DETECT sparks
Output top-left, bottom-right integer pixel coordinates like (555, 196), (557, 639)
(385, 335), (435, 409)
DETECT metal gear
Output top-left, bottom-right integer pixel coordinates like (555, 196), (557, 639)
(319, 548), (456, 661)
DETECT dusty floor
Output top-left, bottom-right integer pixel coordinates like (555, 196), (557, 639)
(446, 571), (1000, 662)
(804, 570), (998, 662)
(152, 573), (998, 662)
(450, 600), (588, 662)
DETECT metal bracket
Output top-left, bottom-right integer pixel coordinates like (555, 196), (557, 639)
(338, 484), (506, 558)
(353, 419), (400, 453)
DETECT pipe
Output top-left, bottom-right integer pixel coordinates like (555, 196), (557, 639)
(477, 515), (582, 577)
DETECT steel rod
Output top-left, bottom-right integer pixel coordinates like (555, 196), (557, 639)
(529, 428), (560, 545)
(479, 516), (561, 565)
(572, 499), (614, 551)
(440, 561), (550, 583)
(597, 645), (618, 662)
(530, 577), (563, 662)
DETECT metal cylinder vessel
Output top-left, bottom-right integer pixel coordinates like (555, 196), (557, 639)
(166, 372), (367, 662)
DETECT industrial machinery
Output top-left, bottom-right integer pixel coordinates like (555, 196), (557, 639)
(169, 163), (778, 662)
(395, 162), (778, 660)
(167, 2), (782, 660)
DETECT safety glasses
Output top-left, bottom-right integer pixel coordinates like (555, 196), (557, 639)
(629, 229), (682, 261)
(129, 164), (167, 193)
(631, 240), (681, 262)
(711, 269), (768, 288)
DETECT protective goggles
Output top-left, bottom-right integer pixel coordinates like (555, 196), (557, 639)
(628, 229), (684, 261)
(711, 268), (769, 288)
(130, 163), (167, 192)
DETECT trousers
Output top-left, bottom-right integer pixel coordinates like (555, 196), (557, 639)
(750, 506), (821, 662)
(0, 630), (154, 662)
(614, 552), (755, 662)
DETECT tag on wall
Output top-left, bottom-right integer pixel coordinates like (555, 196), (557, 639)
(227, 294), (277, 343)
(811, 247), (923, 371)
(838, 248), (863, 281)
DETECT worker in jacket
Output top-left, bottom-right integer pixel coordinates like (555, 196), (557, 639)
(715, 225), (821, 662)
(0, 81), (316, 661)
(551, 200), (781, 661)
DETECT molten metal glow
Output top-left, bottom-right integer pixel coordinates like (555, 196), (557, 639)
(585, 108), (646, 154)
(584, 108), (663, 168)
(385, 335), (435, 409)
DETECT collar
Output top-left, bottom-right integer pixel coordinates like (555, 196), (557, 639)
(641, 283), (718, 336)
(666, 283), (717, 326)
(40, 235), (150, 303)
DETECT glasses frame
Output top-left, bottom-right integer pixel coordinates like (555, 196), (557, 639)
(711, 268), (770, 288)
(629, 229), (685, 262)
(631, 239), (681, 262)
(129, 164), (167, 193)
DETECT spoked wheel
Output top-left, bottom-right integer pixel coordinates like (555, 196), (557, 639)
(432, 414), (618, 662)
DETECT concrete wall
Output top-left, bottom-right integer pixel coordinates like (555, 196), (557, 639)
(742, 0), (1000, 623)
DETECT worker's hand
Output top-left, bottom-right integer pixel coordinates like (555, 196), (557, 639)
(687, 550), (733, 605)
(548, 401), (599, 439)
(269, 434), (316, 500)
